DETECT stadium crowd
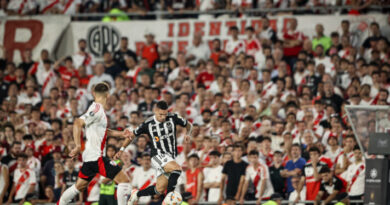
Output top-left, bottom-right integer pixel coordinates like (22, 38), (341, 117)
(0, 0), (389, 17)
(1, 13), (390, 205)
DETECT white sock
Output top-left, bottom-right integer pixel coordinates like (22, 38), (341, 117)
(117, 183), (132, 205)
(58, 184), (80, 205)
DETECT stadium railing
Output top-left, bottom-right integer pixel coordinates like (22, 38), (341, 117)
(9, 200), (364, 204)
(69, 5), (390, 20)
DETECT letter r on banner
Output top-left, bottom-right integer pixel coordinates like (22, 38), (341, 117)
(4, 20), (43, 61)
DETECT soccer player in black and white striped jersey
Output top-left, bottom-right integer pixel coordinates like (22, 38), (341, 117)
(116, 101), (193, 205)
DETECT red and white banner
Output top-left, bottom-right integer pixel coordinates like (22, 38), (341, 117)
(65, 14), (387, 58)
(0, 15), (70, 63)
(0, 14), (387, 63)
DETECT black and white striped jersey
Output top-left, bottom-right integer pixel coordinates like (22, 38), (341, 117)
(133, 113), (188, 158)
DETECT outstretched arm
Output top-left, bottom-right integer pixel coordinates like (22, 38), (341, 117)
(114, 130), (135, 160)
(69, 118), (85, 158)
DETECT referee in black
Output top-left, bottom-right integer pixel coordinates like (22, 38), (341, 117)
(116, 101), (193, 204)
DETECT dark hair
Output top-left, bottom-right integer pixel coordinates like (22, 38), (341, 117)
(11, 141), (22, 148)
(245, 26), (254, 32)
(308, 146), (321, 154)
(353, 145), (360, 151)
(319, 166), (331, 174)
(106, 145), (117, 152)
(130, 111), (140, 116)
(274, 151), (283, 156)
(230, 26), (239, 31)
(23, 135), (33, 140)
(261, 136), (272, 143)
(248, 150), (259, 156)
(209, 150), (221, 157)
(94, 83), (109, 94)
(202, 109), (212, 115)
(141, 152), (151, 158)
(17, 153), (28, 159)
(291, 143), (301, 149)
(188, 154), (200, 160)
(156, 101), (168, 110)
(78, 39), (86, 44)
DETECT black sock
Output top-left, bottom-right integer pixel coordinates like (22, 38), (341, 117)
(167, 170), (182, 193)
(137, 186), (160, 197)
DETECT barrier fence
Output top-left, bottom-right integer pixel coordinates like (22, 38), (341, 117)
(68, 5), (390, 20)
(9, 200), (364, 205)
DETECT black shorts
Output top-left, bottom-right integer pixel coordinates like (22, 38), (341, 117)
(78, 157), (121, 181)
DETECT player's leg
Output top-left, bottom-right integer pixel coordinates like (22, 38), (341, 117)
(137, 174), (167, 197)
(163, 160), (182, 193)
(113, 170), (132, 205)
(58, 178), (89, 205)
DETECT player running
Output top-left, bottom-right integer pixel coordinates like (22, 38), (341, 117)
(116, 101), (193, 205)
(58, 82), (132, 205)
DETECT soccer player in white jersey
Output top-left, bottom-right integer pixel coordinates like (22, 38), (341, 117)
(58, 82), (132, 205)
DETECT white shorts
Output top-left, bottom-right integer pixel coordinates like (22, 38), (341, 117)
(151, 153), (174, 178)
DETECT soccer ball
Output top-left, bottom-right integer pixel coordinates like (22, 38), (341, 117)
(163, 191), (183, 205)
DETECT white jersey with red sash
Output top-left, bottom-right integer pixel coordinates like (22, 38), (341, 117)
(13, 168), (36, 200)
(39, 0), (60, 13)
(224, 38), (245, 55)
(0, 147), (6, 157)
(37, 67), (57, 97)
(57, 0), (81, 14)
(244, 38), (262, 56)
(132, 167), (156, 203)
(261, 81), (277, 99)
(73, 52), (96, 75)
(7, 0), (37, 15)
(345, 161), (365, 196)
(245, 163), (274, 199)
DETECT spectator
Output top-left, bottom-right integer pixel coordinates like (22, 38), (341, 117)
(131, 153), (155, 204)
(41, 147), (63, 188)
(103, 51), (123, 78)
(259, 17), (277, 45)
(315, 166), (348, 205)
(61, 158), (80, 200)
(240, 150), (274, 204)
(113, 37), (138, 69)
(219, 144), (247, 205)
(0, 154), (10, 205)
(225, 26), (245, 55)
(269, 151), (285, 196)
(184, 154), (203, 203)
(7, 0), (37, 15)
(244, 26), (262, 57)
(87, 63), (115, 94)
(1, 141), (22, 175)
(72, 39), (95, 75)
(141, 32), (159, 68)
(153, 44), (174, 77)
(186, 32), (211, 66)
(202, 151), (223, 203)
(297, 146), (328, 202)
(288, 176), (305, 205)
(282, 18), (306, 66)
(137, 86), (156, 118)
(7, 154), (36, 204)
(282, 143), (306, 194)
(312, 24), (332, 53)
(346, 145), (365, 204)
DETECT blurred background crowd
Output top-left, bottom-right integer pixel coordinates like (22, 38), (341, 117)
(0, 2), (390, 204)
(0, 0), (389, 18)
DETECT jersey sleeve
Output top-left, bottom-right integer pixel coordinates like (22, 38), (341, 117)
(133, 122), (148, 136)
(172, 113), (188, 127)
(222, 161), (230, 174)
(80, 103), (100, 125)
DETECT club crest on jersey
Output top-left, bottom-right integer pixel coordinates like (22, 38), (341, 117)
(167, 123), (172, 128)
(89, 111), (95, 116)
(110, 160), (118, 166)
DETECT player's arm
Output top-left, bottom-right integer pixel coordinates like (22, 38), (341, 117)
(70, 118), (85, 158)
(107, 129), (128, 138)
(115, 124), (145, 159)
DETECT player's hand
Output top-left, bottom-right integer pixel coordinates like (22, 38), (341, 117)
(114, 150), (123, 160)
(123, 129), (131, 139)
(69, 146), (81, 158)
